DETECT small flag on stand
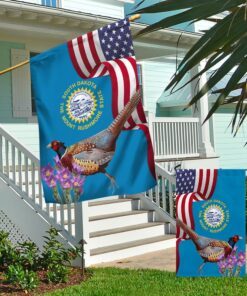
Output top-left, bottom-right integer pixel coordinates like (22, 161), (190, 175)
(31, 18), (156, 204)
(176, 169), (245, 277)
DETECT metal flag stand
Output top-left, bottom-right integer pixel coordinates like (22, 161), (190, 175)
(0, 14), (141, 76)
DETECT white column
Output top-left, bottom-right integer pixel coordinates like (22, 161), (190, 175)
(191, 62), (216, 158)
(74, 201), (90, 267)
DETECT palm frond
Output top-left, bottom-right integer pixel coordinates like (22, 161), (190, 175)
(132, 0), (247, 133)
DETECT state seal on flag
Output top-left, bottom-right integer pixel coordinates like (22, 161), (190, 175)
(60, 81), (104, 130)
(66, 88), (97, 123)
(199, 199), (230, 233)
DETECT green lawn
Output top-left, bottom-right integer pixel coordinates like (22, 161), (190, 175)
(44, 267), (247, 296)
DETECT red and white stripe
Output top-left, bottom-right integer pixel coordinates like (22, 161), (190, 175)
(68, 29), (146, 129)
(176, 169), (218, 240)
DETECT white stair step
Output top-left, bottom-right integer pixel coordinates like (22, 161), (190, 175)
(89, 235), (176, 265)
(89, 210), (154, 232)
(89, 222), (167, 248)
(88, 198), (140, 217)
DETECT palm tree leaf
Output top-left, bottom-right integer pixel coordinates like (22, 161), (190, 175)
(186, 40), (247, 108)
(132, 0), (247, 132)
(212, 81), (247, 94)
(133, 0), (215, 14)
(168, 44), (235, 94)
(134, 0), (245, 13)
(177, 7), (245, 68)
(166, 8), (247, 90)
(204, 58), (247, 123)
(135, 0), (245, 36)
(231, 92), (246, 134)
(133, 0), (146, 10)
(237, 105), (247, 131)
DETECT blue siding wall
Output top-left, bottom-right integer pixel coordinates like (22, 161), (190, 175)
(125, 0), (194, 32)
(212, 107), (247, 169)
(141, 60), (175, 115)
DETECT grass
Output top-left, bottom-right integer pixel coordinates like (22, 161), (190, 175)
(44, 267), (247, 296)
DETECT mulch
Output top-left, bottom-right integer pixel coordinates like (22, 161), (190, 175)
(0, 267), (90, 295)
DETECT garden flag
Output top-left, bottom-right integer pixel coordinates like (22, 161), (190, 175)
(31, 18), (156, 204)
(176, 169), (246, 277)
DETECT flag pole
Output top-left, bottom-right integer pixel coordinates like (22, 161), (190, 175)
(129, 14), (141, 22)
(0, 14), (141, 76)
(0, 59), (30, 76)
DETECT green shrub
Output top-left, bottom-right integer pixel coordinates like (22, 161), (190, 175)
(5, 264), (39, 290)
(41, 227), (80, 283)
(41, 228), (80, 267)
(46, 264), (69, 283)
(0, 230), (18, 268)
(0, 227), (81, 289)
(17, 241), (39, 271)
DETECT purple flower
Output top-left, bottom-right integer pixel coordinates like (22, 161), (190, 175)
(41, 164), (54, 181)
(218, 260), (227, 269)
(237, 251), (245, 267)
(46, 176), (57, 188)
(60, 179), (72, 189)
(218, 259), (227, 274)
(226, 255), (237, 269)
(72, 175), (85, 188)
(56, 167), (72, 182)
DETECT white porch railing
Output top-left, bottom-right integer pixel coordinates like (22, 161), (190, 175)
(148, 113), (200, 161)
(145, 162), (176, 220)
(0, 126), (85, 249)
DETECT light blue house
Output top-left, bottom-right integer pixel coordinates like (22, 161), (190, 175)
(0, 0), (245, 267)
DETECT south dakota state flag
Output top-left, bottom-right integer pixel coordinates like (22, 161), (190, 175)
(31, 18), (156, 204)
(176, 169), (246, 277)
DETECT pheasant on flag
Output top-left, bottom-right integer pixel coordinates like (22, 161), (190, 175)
(176, 169), (246, 277)
(31, 18), (156, 204)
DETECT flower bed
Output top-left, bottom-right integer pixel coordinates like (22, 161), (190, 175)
(0, 227), (84, 294)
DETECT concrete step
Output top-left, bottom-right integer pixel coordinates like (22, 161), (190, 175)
(88, 198), (140, 217)
(89, 235), (176, 265)
(89, 210), (154, 232)
(89, 222), (168, 248)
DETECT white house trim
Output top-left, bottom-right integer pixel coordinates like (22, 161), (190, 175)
(191, 61), (217, 158)
(0, 0), (201, 46)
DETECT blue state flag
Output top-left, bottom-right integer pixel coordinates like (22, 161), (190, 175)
(31, 18), (157, 204)
(176, 169), (246, 277)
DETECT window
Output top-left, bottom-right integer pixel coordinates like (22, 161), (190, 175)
(41, 0), (59, 7)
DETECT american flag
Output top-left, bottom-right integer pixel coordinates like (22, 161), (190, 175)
(176, 169), (218, 239)
(67, 18), (146, 129)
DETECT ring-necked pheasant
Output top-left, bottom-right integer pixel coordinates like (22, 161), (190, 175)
(47, 90), (142, 188)
(177, 218), (242, 271)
